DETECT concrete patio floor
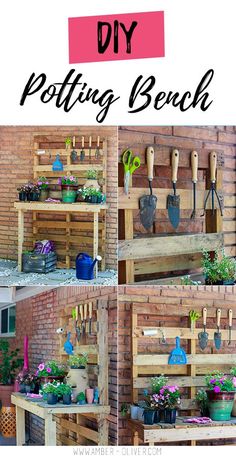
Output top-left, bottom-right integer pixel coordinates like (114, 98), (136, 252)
(0, 259), (117, 286)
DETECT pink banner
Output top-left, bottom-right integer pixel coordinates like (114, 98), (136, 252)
(68, 11), (165, 63)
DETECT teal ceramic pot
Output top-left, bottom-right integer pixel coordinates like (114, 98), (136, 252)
(63, 394), (72, 405)
(47, 393), (58, 405)
(62, 185), (78, 203)
(207, 390), (235, 421)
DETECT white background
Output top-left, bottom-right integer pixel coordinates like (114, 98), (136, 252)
(0, 0), (235, 125)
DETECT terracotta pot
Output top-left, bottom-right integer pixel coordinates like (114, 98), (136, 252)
(86, 388), (94, 404)
(0, 384), (14, 407)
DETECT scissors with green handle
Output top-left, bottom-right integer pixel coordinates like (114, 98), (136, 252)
(122, 149), (141, 194)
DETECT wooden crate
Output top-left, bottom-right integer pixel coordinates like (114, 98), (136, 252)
(128, 301), (236, 446)
(118, 145), (225, 283)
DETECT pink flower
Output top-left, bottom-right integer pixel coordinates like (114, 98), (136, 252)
(35, 370), (39, 376)
(46, 367), (52, 373)
(213, 386), (221, 393)
(232, 377), (236, 387)
(38, 363), (45, 371)
(168, 386), (176, 393)
(160, 388), (164, 394)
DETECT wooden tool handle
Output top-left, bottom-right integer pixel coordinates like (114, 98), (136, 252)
(89, 136), (92, 148)
(89, 302), (93, 319)
(146, 146), (154, 181)
(203, 307), (207, 326)
(81, 136), (84, 148)
(171, 149), (179, 183)
(216, 308), (221, 327)
(75, 305), (78, 321)
(80, 304), (83, 321)
(191, 151), (198, 183)
(229, 309), (233, 326)
(210, 151), (217, 182)
(72, 136), (75, 148)
(84, 303), (87, 320)
(97, 136), (100, 147)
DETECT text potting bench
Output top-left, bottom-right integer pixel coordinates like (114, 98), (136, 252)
(118, 144), (224, 283)
(12, 299), (111, 446)
(128, 302), (236, 446)
(15, 134), (108, 272)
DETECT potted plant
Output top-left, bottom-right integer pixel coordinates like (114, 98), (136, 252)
(67, 354), (89, 402)
(41, 381), (60, 405)
(28, 183), (40, 201)
(152, 384), (181, 424)
(60, 175), (78, 203)
(36, 360), (68, 385)
(0, 340), (23, 406)
(230, 367), (236, 416)
(195, 389), (209, 416)
(17, 184), (28, 201)
(57, 383), (72, 405)
(16, 372), (35, 394)
(202, 250), (236, 285)
(151, 375), (169, 394)
(84, 169), (100, 190)
(37, 176), (49, 201)
(77, 188), (85, 202)
(205, 371), (236, 420)
(77, 392), (86, 405)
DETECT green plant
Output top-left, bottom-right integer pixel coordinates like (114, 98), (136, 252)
(36, 360), (68, 378)
(86, 169), (98, 179)
(230, 367), (236, 377)
(57, 383), (72, 396)
(195, 389), (208, 409)
(16, 372), (35, 386)
(68, 353), (88, 368)
(37, 177), (49, 189)
(202, 250), (236, 283)
(205, 371), (236, 392)
(77, 392), (86, 402)
(61, 175), (78, 186)
(0, 340), (23, 385)
(150, 375), (168, 394)
(180, 275), (201, 286)
(41, 380), (60, 394)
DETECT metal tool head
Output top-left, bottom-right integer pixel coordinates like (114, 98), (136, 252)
(167, 194), (180, 229)
(214, 331), (222, 350)
(124, 172), (130, 195)
(139, 194), (157, 230)
(198, 331), (208, 350)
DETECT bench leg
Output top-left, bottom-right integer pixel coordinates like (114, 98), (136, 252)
(44, 414), (57, 446)
(16, 405), (25, 446)
(133, 431), (139, 446)
(149, 442), (155, 446)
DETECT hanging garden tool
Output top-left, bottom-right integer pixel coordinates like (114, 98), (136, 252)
(95, 136), (100, 160)
(71, 136), (78, 163)
(203, 151), (223, 216)
(167, 149), (180, 229)
(189, 310), (200, 332)
(72, 306), (80, 342)
(88, 302), (93, 336)
(80, 136), (85, 161)
(139, 146), (157, 230)
(83, 303), (87, 344)
(79, 304), (85, 344)
(168, 336), (187, 365)
(228, 309), (233, 346)
(64, 332), (74, 355)
(214, 308), (222, 350)
(89, 136), (92, 163)
(198, 308), (209, 350)
(122, 148), (141, 195)
(190, 151), (198, 219)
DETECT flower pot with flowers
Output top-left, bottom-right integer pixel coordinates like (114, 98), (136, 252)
(41, 381), (60, 405)
(84, 169), (100, 190)
(57, 383), (73, 405)
(28, 183), (40, 201)
(202, 250), (236, 285)
(151, 384), (181, 424)
(16, 372), (35, 394)
(37, 176), (49, 201)
(205, 370), (236, 420)
(230, 367), (236, 417)
(150, 375), (169, 422)
(36, 360), (68, 387)
(17, 185), (29, 201)
(60, 176), (78, 203)
(67, 354), (89, 401)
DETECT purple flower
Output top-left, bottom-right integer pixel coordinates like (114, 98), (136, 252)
(46, 367), (52, 373)
(38, 363), (45, 371)
(213, 386), (221, 393)
(232, 377), (236, 388)
(210, 379), (216, 384)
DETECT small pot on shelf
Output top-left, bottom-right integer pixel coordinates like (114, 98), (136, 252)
(29, 192), (40, 202)
(63, 394), (72, 405)
(154, 409), (161, 423)
(206, 390), (235, 421)
(47, 393), (58, 405)
(39, 189), (49, 202)
(61, 185), (78, 203)
(86, 388), (94, 404)
(19, 192), (27, 202)
(143, 409), (155, 425)
(164, 408), (177, 424)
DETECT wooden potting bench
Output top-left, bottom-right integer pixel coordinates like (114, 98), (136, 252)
(15, 135), (108, 271)
(12, 299), (111, 446)
(118, 145), (224, 283)
(128, 302), (236, 446)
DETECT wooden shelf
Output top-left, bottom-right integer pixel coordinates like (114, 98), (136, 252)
(14, 201), (108, 213)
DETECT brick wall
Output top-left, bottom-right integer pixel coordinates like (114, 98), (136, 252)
(10, 286), (117, 445)
(118, 126), (236, 280)
(0, 126), (117, 269)
(118, 284), (236, 445)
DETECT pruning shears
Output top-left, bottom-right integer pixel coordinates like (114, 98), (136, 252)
(122, 149), (140, 194)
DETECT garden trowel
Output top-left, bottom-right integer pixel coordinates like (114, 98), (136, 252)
(214, 308), (222, 350)
(198, 308), (208, 350)
(167, 149), (180, 229)
(139, 146), (157, 230)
